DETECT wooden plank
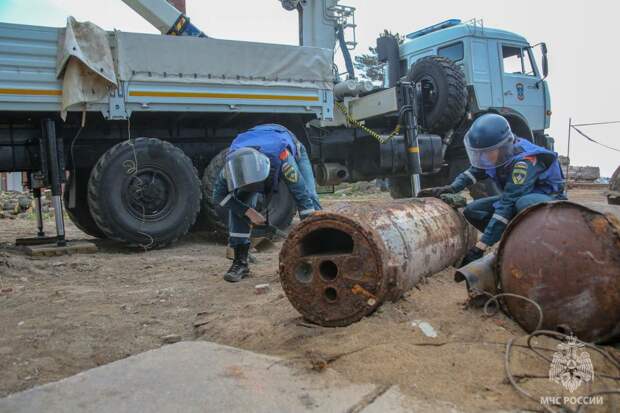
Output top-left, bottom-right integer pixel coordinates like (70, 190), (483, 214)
(23, 241), (98, 257)
(15, 236), (58, 246)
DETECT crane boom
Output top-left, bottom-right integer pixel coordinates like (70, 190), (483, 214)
(121, 0), (204, 36)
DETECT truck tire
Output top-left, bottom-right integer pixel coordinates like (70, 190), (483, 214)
(201, 149), (296, 239)
(87, 138), (201, 249)
(408, 56), (467, 134)
(63, 170), (106, 238)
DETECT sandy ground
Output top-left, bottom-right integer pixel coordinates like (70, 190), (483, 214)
(0, 187), (618, 412)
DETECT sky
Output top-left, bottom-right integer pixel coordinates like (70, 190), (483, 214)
(1, 0), (618, 176)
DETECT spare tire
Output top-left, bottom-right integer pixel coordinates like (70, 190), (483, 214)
(87, 138), (201, 249)
(63, 169), (106, 238)
(408, 56), (467, 134)
(201, 148), (296, 239)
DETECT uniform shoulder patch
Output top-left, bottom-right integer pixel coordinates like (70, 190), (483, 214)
(279, 149), (289, 161)
(523, 155), (537, 165)
(512, 163), (528, 185)
(282, 162), (298, 183)
(514, 160), (529, 170)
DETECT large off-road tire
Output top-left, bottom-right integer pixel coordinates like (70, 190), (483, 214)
(408, 56), (467, 134)
(63, 170), (106, 238)
(201, 149), (296, 238)
(87, 138), (201, 249)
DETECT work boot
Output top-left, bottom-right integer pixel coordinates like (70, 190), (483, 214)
(223, 244), (250, 283)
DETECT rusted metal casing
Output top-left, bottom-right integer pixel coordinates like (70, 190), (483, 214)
(497, 201), (620, 343)
(454, 252), (498, 307)
(279, 198), (475, 326)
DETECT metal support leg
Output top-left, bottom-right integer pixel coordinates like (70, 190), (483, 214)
(400, 81), (422, 196)
(51, 195), (65, 246)
(43, 119), (66, 247)
(33, 188), (45, 238)
(410, 174), (421, 197)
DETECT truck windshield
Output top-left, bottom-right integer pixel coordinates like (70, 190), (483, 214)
(502, 45), (536, 76)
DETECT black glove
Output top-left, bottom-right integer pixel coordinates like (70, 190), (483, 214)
(417, 185), (454, 198)
(460, 246), (484, 267)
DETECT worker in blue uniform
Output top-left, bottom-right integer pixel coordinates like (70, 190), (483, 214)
(419, 114), (565, 266)
(213, 124), (321, 282)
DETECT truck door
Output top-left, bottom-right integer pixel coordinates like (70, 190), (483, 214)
(499, 44), (545, 132)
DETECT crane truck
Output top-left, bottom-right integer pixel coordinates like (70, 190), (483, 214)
(0, 0), (552, 248)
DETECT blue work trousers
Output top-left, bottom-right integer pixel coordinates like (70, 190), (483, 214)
(463, 193), (556, 233)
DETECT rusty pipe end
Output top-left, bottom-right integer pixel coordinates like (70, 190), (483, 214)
(279, 212), (387, 327)
(454, 252), (498, 307)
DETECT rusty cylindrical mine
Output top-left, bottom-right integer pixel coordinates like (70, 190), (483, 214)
(497, 201), (620, 343)
(278, 198), (475, 327)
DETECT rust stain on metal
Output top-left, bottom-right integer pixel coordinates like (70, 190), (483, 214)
(510, 267), (523, 280)
(590, 216), (609, 235)
(497, 201), (620, 343)
(351, 284), (377, 306)
(279, 198), (474, 327)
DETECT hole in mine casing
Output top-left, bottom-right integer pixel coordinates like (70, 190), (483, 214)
(300, 228), (354, 256)
(294, 261), (313, 283)
(324, 287), (338, 302)
(319, 260), (338, 281)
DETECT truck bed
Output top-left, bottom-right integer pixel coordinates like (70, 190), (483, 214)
(0, 21), (334, 120)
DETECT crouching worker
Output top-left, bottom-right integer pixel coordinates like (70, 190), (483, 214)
(213, 124), (321, 282)
(418, 114), (565, 266)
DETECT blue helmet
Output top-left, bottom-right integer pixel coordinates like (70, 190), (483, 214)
(464, 114), (515, 169)
(224, 147), (270, 192)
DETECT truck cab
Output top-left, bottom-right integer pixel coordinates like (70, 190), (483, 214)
(396, 19), (552, 147)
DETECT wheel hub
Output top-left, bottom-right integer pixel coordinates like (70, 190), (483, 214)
(420, 75), (439, 112)
(123, 168), (175, 221)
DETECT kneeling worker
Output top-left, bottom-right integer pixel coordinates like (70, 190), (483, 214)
(419, 113), (565, 266)
(214, 124), (321, 282)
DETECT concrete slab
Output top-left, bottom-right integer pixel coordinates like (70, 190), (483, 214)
(0, 341), (416, 413)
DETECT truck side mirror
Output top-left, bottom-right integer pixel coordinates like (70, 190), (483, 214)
(541, 42), (548, 78)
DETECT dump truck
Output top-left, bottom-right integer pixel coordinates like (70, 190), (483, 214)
(0, 0), (553, 248)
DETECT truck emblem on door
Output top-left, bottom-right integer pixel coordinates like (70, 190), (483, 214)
(516, 83), (525, 101)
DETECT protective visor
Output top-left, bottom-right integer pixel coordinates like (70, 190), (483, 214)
(224, 148), (271, 192)
(464, 134), (515, 169)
